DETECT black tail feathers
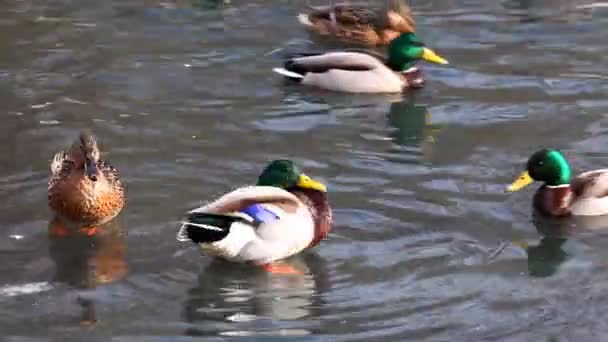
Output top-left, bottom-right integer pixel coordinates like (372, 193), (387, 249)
(284, 60), (309, 77)
(180, 213), (245, 243)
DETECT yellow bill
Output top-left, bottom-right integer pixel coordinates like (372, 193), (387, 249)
(297, 174), (327, 192)
(512, 239), (529, 251)
(422, 48), (449, 65)
(506, 171), (534, 192)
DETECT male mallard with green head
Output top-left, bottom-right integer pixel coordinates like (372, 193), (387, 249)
(48, 131), (124, 226)
(177, 160), (332, 267)
(299, 0), (416, 46)
(507, 149), (608, 217)
(273, 32), (448, 93)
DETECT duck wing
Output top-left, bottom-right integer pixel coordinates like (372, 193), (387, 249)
(567, 169), (608, 216)
(283, 52), (381, 76)
(571, 169), (608, 198)
(48, 151), (73, 190)
(306, 4), (378, 25)
(190, 186), (301, 214)
(177, 186), (302, 243)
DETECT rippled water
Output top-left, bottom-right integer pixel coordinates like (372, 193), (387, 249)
(2, 0), (608, 340)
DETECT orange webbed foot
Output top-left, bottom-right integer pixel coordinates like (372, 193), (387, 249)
(78, 226), (99, 236)
(50, 225), (69, 237)
(262, 262), (304, 275)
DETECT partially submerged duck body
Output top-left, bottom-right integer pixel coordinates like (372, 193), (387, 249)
(273, 32), (448, 93)
(48, 131), (124, 226)
(177, 160), (332, 265)
(507, 149), (608, 217)
(298, 0), (415, 46)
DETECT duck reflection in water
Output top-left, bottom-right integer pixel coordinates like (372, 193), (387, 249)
(515, 212), (608, 277)
(183, 253), (330, 337)
(518, 236), (570, 278)
(48, 217), (128, 326)
(386, 93), (440, 162)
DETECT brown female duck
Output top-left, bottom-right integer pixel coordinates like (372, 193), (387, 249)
(48, 131), (124, 226)
(298, 0), (415, 46)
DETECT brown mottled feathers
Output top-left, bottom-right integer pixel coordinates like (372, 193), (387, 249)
(302, 1), (415, 46)
(291, 188), (333, 248)
(48, 155), (124, 226)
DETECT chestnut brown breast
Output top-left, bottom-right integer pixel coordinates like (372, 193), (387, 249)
(291, 188), (333, 248)
(48, 160), (124, 226)
(533, 186), (573, 217)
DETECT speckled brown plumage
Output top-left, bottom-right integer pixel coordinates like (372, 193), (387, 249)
(302, 0), (415, 46)
(48, 133), (124, 226)
(291, 188), (333, 248)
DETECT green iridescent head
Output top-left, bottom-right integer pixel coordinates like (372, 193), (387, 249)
(507, 149), (572, 191)
(257, 160), (327, 192)
(387, 33), (449, 71)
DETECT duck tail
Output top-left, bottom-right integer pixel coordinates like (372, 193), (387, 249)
(177, 213), (242, 243)
(297, 13), (314, 27)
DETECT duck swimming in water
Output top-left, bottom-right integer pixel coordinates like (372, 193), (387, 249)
(298, 0), (416, 46)
(177, 160), (332, 267)
(48, 131), (124, 226)
(273, 32), (448, 93)
(507, 149), (608, 217)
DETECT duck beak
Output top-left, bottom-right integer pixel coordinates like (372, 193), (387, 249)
(422, 48), (449, 65)
(506, 171), (534, 192)
(297, 174), (327, 192)
(85, 154), (98, 182)
(512, 239), (529, 251)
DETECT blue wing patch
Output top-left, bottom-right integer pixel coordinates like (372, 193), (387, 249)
(240, 204), (280, 224)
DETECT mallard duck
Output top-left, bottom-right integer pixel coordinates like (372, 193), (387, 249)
(48, 131), (124, 226)
(298, 0), (415, 46)
(272, 32), (448, 93)
(507, 148), (608, 217)
(176, 160), (332, 267)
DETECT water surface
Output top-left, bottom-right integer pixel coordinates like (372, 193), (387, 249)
(2, 0), (608, 340)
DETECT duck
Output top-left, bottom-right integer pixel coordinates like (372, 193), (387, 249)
(48, 130), (125, 227)
(506, 148), (608, 217)
(298, 0), (415, 46)
(272, 32), (448, 93)
(176, 160), (332, 270)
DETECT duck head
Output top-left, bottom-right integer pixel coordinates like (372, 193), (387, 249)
(387, 32), (448, 71)
(257, 160), (327, 192)
(71, 130), (100, 182)
(507, 149), (572, 192)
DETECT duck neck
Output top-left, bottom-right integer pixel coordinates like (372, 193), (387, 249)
(535, 185), (573, 217)
(289, 188), (333, 247)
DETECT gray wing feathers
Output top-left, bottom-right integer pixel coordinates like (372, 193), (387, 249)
(293, 52), (383, 72)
